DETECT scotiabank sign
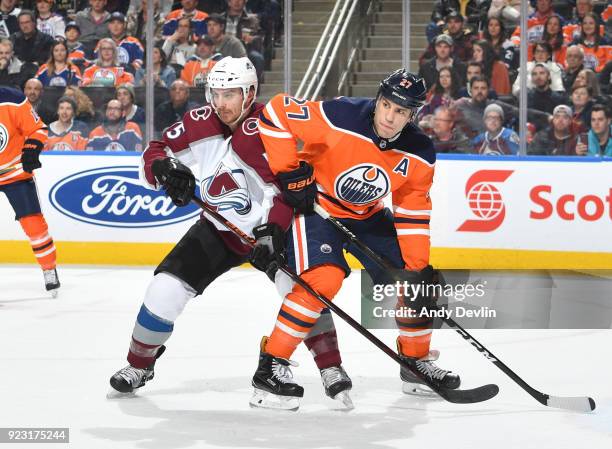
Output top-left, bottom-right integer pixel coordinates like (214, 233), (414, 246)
(431, 158), (612, 254)
(530, 186), (612, 222)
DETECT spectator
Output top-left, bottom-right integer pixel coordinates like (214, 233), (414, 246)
(562, 45), (585, 91)
(488, 0), (520, 27)
(418, 34), (467, 92)
(571, 12), (611, 72)
(64, 85), (97, 125)
(154, 79), (197, 133)
(569, 85), (594, 132)
(247, 0), (281, 48)
(584, 104), (612, 157)
(421, 11), (476, 64)
(571, 68), (601, 98)
(87, 98), (142, 151)
(205, 13), (247, 59)
(115, 83), (145, 128)
(180, 35), (222, 87)
(452, 75), (491, 138)
(135, 44), (177, 87)
(75, 0), (111, 46)
(64, 21), (88, 70)
(35, 40), (82, 87)
(45, 96), (89, 150)
(471, 104), (519, 155)
(599, 60), (612, 95)
(512, 41), (565, 96)
(93, 12), (144, 72)
(81, 38), (135, 86)
(163, 0), (209, 39)
(24, 77), (56, 124)
(429, 106), (469, 153)
(223, 0), (264, 80)
(0, 38), (25, 88)
(510, 0), (559, 45)
(472, 39), (510, 95)
(529, 104), (579, 155)
(0, 0), (20, 38)
(457, 61), (499, 99)
(481, 17), (517, 77)
(427, 1), (486, 42)
(527, 63), (568, 114)
(36, 0), (65, 38)
(11, 9), (54, 65)
(539, 15), (567, 65)
(162, 16), (197, 68)
(563, 0), (595, 43)
(126, 0), (164, 42)
(418, 66), (460, 121)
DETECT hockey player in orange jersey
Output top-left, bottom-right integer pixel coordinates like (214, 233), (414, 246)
(249, 69), (460, 409)
(0, 87), (59, 296)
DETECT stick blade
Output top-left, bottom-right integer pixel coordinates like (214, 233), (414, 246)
(547, 395), (596, 412)
(441, 383), (500, 404)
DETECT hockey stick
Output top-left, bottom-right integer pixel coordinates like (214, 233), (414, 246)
(313, 202), (596, 412)
(191, 195), (498, 405)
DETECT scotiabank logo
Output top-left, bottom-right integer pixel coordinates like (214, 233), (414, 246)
(457, 170), (514, 232)
(530, 186), (612, 221)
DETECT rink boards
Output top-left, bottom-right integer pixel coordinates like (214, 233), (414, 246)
(0, 152), (611, 269)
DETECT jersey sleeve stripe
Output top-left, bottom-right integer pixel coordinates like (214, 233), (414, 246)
(394, 217), (430, 225)
(396, 229), (430, 236)
(0, 155), (22, 169)
(265, 102), (287, 130)
(259, 112), (279, 130)
(259, 126), (294, 139)
(394, 207), (431, 216)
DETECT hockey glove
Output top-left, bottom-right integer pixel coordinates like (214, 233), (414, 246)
(21, 139), (44, 173)
(151, 157), (195, 207)
(394, 265), (438, 311)
(277, 161), (317, 214)
(249, 223), (286, 282)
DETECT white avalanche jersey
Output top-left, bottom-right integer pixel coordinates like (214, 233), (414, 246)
(140, 103), (292, 254)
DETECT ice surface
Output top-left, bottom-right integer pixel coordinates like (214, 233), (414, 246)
(0, 266), (610, 449)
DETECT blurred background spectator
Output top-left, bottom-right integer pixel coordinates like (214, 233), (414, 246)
(419, 34), (466, 91)
(585, 103), (612, 156)
(82, 37), (134, 86)
(24, 77), (56, 123)
(162, 16), (196, 69)
(75, 0), (110, 51)
(45, 95), (88, 151)
(429, 105), (469, 153)
(135, 43), (176, 87)
(529, 104), (579, 155)
(471, 104), (519, 155)
(418, 66), (461, 121)
(92, 11), (143, 73)
(64, 85), (98, 126)
(35, 39), (81, 86)
(512, 41), (565, 95)
(154, 79), (196, 134)
(115, 83), (144, 128)
(562, 45), (585, 91)
(87, 98), (142, 151)
(180, 34), (221, 87)
(0, 37), (27, 88)
(36, 0), (65, 38)
(163, 0), (208, 38)
(126, 0), (164, 42)
(205, 13), (246, 59)
(526, 63), (568, 114)
(0, 0), (20, 39)
(12, 9), (53, 65)
(472, 39), (510, 95)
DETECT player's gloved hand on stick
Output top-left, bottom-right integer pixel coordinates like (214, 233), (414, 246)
(249, 223), (286, 281)
(21, 139), (44, 173)
(395, 265), (439, 310)
(278, 161), (317, 214)
(151, 157), (195, 207)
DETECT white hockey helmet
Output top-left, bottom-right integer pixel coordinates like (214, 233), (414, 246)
(206, 56), (258, 115)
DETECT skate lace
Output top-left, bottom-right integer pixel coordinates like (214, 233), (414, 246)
(271, 359), (296, 384)
(43, 269), (58, 284)
(118, 366), (146, 386)
(416, 360), (448, 381)
(320, 366), (347, 388)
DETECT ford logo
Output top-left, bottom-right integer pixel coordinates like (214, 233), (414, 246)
(48, 166), (200, 228)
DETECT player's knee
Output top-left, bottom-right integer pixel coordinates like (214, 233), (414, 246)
(143, 272), (197, 322)
(299, 264), (345, 301)
(18, 213), (48, 237)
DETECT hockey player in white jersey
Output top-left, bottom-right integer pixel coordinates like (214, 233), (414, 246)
(108, 57), (352, 410)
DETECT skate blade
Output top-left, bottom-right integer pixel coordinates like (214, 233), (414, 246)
(402, 382), (438, 397)
(106, 388), (137, 399)
(332, 391), (354, 410)
(249, 388), (300, 411)
(49, 288), (59, 299)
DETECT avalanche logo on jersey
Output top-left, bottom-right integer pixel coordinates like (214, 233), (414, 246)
(334, 164), (390, 205)
(202, 163), (251, 215)
(0, 124), (8, 153)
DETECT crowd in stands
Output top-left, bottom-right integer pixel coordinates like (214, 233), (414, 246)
(0, 0), (282, 152)
(419, 0), (612, 156)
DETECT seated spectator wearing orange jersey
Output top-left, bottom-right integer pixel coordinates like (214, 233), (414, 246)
(570, 12), (612, 73)
(45, 96), (89, 151)
(93, 12), (144, 73)
(511, 0), (560, 45)
(82, 38), (135, 86)
(163, 0), (209, 38)
(35, 40), (82, 87)
(180, 35), (222, 87)
(87, 98), (142, 152)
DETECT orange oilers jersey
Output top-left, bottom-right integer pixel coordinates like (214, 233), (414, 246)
(0, 87), (48, 186)
(258, 94), (436, 270)
(81, 65), (135, 87)
(45, 131), (88, 151)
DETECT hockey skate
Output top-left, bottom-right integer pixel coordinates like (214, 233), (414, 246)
(43, 268), (60, 298)
(320, 365), (354, 409)
(398, 341), (460, 396)
(108, 346), (166, 397)
(250, 337), (304, 411)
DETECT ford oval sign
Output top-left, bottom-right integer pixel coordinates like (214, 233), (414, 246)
(48, 166), (200, 228)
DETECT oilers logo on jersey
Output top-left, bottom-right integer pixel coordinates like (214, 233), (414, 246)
(334, 164), (390, 205)
(0, 124), (8, 153)
(201, 163), (252, 215)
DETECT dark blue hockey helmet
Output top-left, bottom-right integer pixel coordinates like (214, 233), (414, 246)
(377, 69), (427, 113)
